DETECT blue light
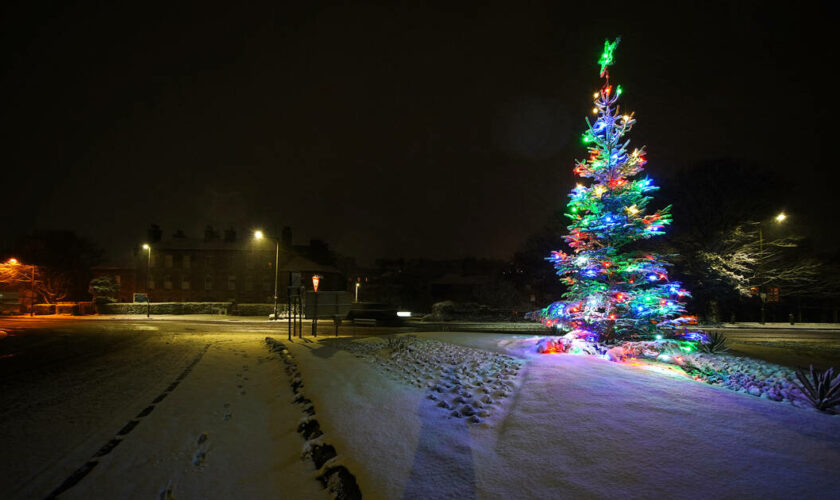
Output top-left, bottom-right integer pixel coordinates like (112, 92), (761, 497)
(648, 274), (658, 281)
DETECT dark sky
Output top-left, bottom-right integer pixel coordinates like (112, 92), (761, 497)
(1, 1), (836, 264)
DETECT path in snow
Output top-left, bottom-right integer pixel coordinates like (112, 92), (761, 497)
(58, 335), (326, 499)
(285, 332), (840, 499)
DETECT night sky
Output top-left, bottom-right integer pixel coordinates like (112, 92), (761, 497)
(2, 1), (836, 264)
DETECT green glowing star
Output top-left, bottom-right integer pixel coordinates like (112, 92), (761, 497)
(598, 37), (621, 77)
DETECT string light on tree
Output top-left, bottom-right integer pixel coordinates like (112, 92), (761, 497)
(540, 37), (692, 342)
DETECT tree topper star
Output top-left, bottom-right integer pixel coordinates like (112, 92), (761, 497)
(599, 37), (621, 77)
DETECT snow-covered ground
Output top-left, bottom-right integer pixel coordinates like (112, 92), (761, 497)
(0, 320), (328, 500)
(284, 332), (840, 499)
(4, 318), (839, 499)
(58, 335), (325, 499)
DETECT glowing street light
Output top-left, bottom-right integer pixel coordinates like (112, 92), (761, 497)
(756, 211), (789, 324)
(254, 230), (280, 322)
(142, 243), (152, 318)
(5, 257), (35, 316)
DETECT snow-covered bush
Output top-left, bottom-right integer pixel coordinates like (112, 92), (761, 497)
(699, 332), (730, 354)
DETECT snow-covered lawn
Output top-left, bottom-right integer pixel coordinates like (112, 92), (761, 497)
(283, 332), (840, 499)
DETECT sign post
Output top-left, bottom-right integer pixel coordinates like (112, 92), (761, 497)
(311, 275), (322, 337)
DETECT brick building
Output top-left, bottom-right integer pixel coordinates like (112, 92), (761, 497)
(94, 226), (343, 303)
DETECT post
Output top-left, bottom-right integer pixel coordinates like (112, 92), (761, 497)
(30, 265), (35, 317)
(288, 285), (292, 342)
(758, 224), (765, 325)
(146, 247), (152, 318)
(273, 240), (280, 320)
(312, 290), (318, 337)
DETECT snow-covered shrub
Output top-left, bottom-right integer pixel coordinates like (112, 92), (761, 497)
(795, 365), (840, 412)
(699, 332), (730, 354)
(385, 335), (415, 353)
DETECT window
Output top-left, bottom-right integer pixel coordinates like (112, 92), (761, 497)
(165, 255), (173, 268)
(164, 275), (172, 290)
(149, 277), (156, 290)
(182, 279), (190, 290)
(204, 275), (213, 290)
(114, 275), (121, 284)
(183, 255), (191, 269)
(228, 275), (236, 291)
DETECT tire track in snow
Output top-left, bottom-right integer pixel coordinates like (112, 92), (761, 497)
(44, 343), (211, 500)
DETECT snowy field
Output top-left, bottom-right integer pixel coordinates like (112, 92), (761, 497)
(2, 318), (839, 499)
(284, 331), (840, 499)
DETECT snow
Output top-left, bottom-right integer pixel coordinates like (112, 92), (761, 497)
(283, 332), (840, 499)
(58, 335), (326, 500)
(4, 317), (839, 498)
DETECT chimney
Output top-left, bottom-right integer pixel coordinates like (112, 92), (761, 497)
(223, 228), (237, 242)
(148, 224), (162, 243)
(282, 226), (292, 247)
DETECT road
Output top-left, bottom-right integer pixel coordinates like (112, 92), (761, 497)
(0, 317), (323, 499)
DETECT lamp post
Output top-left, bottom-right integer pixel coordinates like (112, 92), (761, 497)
(355, 278), (360, 303)
(254, 230), (280, 321)
(755, 212), (787, 325)
(142, 243), (151, 318)
(5, 258), (35, 316)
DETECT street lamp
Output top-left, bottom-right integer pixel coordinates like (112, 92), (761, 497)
(142, 243), (151, 318)
(756, 212), (787, 324)
(254, 230), (280, 320)
(355, 278), (361, 303)
(6, 258), (35, 316)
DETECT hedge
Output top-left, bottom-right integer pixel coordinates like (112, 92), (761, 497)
(97, 302), (232, 315)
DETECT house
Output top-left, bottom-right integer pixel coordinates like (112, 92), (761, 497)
(94, 226), (343, 303)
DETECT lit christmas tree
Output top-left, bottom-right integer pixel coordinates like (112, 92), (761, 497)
(541, 37), (691, 343)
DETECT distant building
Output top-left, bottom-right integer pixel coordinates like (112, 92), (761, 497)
(93, 226), (343, 303)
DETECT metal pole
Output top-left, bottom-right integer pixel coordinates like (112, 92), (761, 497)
(312, 290), (318, 337)
(30, 265), (35, 317)
(288, 282), (292, 342)
(759, 224), (765, 325)
(146, 248), (151, 318)
(273, 239), (280, 320)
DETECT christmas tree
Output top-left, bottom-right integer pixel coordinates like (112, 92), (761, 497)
(541, 37), (690, 342)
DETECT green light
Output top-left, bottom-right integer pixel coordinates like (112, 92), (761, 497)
(616, 84), (623, 96)
(598, 37), (621, 77)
